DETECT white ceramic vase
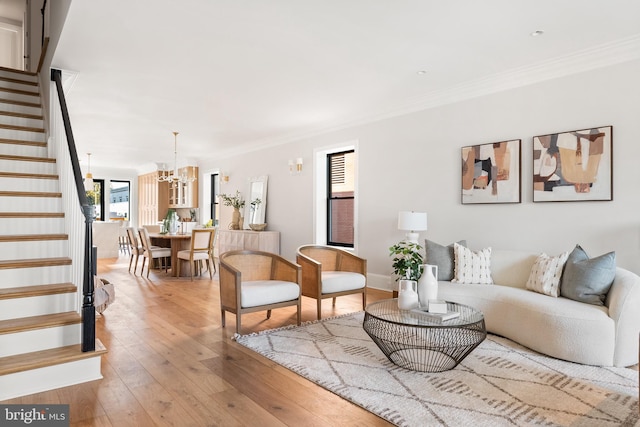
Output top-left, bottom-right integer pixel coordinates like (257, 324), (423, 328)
(398, 279), (419, 310)
(418, 264), (438, 309)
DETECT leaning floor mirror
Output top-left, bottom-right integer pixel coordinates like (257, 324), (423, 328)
(244, 175), (268, 229)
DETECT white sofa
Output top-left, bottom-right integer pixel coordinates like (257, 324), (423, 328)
(437, 249), (640, 367)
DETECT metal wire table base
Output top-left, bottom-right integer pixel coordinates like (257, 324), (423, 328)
(363, 300), (487, 372)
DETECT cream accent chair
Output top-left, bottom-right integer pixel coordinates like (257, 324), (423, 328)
(219, 250), (301, 334)
(138, 227), (171, 278)
(177, 228), (216, 280)
(296, 245), (367, 320)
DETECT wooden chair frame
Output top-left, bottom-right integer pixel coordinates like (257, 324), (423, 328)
(126, 227), (142, 274)
(296, 245), (367, 319)
(138, 227), (170, 278)
(219, 250), (301, 333)
(177, 228), (217, 280)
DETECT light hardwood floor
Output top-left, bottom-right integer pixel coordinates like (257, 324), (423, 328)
(3, 256), (637, 426)
(3, 256), (395, 426)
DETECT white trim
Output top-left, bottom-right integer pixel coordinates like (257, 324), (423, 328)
(313, 141), (359, 252)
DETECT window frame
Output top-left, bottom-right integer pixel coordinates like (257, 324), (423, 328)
(326, 149), (355, 248)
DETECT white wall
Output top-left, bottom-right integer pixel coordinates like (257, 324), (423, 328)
(199, 59), (640, 289)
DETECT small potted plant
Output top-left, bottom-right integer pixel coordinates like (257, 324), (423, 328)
(389, 241), (424, 281)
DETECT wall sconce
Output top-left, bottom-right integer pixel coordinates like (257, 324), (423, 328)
(288, 157), (303, 174)
(220, 171), (230, 183)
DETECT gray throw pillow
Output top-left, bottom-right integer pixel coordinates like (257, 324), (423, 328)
(424, 239), (467, 281)
(560, 244), (616, 306)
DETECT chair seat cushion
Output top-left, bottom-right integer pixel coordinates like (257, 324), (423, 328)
(148, 248), (171, 257)
(177, 250), (210, 261)
(241, 280), (300, 308)
(321, 271), (366, 294)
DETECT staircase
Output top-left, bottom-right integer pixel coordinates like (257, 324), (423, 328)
(0, 67), (106, 401)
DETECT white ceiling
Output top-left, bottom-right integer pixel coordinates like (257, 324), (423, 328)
(50, 0), (640, 170)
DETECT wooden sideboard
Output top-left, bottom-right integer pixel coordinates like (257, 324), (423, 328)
(217, 229), (280, 255)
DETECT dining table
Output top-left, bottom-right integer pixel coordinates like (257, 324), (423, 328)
(147, 232), (192, 277)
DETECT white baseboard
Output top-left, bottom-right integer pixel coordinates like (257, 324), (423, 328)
(366, 273), (394, 293)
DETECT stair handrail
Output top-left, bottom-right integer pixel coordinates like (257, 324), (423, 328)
(50, 68), (95, 353)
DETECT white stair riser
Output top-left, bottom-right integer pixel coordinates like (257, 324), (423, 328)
(0, 90), (40, 104)
(0, 217), (64, 234)
(0, 114), (43, 128)
(0, 128), (46, 142)
(0, 70), (37, 83)
(0, 143), (47, 157)
(0, 176), (59, 192)
(0, 196), (62, 211)
(0, 240), (68, 260)
(0, 160), (56, 174)
(0, 102), (42, 116)
(0, 79), (38, 92)
(0, 357), (102, 401)
(0, 323), (81, 358)
(0, 293), (77, 321)
(0, 265), (70, 289)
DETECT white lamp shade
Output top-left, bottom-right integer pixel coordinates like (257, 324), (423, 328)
(84, 173), (94, 192)
(397, 211), (427, 231)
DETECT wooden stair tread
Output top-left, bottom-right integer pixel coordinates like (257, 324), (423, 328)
(0, 123), (45, 133)
(0, 191), (62, 198)
(0, 257), (72, 270)
(0, 171), (58, 180)
(0, 339), (106, 376)
(0, 234), (68, 242)
(0, 66), (37, 76)
(0, 98), (40, 108)
(0, 212), (64, 218)
(0, 283), (76, 300)
(0, 75), (38, 87)
(0, 86), (39, 97)
(0, 154), (55, 163)
(0, 110), (42, 120)
(0, 311), (80, 335)
(0, 137), (46, 147)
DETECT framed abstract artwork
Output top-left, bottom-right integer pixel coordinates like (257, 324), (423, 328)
(461, 139), (521, 204)
(533, 126), (612, 202)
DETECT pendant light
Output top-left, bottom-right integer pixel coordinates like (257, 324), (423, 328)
(84, 153), (94, 191)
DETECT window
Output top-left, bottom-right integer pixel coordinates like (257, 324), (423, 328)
(210, 174), (220, 226)
(87, 179), (105, 221)
(109, 180), (130, 221)
(327, 150), (355, 247)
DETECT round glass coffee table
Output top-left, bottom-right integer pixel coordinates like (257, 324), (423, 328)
(363, 299), (487, 372)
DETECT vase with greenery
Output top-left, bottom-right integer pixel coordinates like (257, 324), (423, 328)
(219, 191), (245, 229)
(389, 241), (424, 281)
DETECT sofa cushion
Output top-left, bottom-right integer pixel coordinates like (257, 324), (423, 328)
(322, 271), (366, 294)
(241, 280), (300, 308)
(560, 245), (616, 306)
(526, 251), (569, 297)
(424, 239), (467, 280)
(452, 243), (493, 284)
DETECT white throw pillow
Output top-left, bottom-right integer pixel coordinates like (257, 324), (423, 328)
(452, 243), (493, 284)
(526, 251), (569, 297)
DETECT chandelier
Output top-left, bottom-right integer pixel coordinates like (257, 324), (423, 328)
(157, 131), (196, 183)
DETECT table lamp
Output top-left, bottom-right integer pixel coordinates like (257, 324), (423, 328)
(398, 211), (427, 243)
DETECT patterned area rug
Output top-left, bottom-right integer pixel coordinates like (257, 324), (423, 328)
(235, 312), (639, 427)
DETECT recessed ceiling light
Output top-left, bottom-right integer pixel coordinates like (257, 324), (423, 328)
(416, 70), (427, 75)
(530, 30), (545, 37)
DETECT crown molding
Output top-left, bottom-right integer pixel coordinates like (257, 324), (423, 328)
(218, 34), (640, 159)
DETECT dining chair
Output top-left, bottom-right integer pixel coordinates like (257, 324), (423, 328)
(177, 228), (217, 280)
(138, 227), (171, 278)
(296, 245), (367, 319)
(219, 250), (301, 334)
(126, 227), (143, 274)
